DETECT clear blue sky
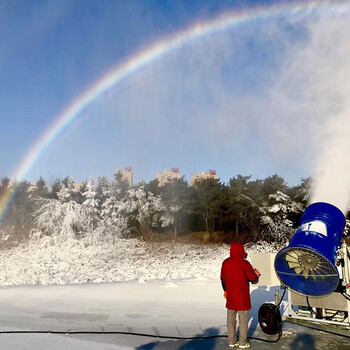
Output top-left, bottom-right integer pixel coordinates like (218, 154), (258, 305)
(1, 0), (349, 187)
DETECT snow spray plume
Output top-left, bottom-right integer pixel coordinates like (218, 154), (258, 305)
(265, 5), (350, 215)
(300, 14), (350, 214)
(1, 0), (348, 224)
(310, 110), (350, 214)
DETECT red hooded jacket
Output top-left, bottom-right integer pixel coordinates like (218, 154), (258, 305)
(220, 242), (258, 310)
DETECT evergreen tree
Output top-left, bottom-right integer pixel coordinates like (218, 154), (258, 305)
(75, 181), (88, 204)
(32, 177), (49, 198)
(99, 177), (128, 238)
(228, 175), (259, 236)
(57, 176), (78, 203)
(82, 178), (99, 230)
(96, 176), (109, 209)
(161, 177), (191, 237)
(122, 182), (169, 237)
(146, 179), (162, 196)
(289, 177), (312, 207)
(50, 179), (62, 199)
(260, 190), (302, 245)
(111, 172), (129, 201)
(261, 174), (288, 201)
(191, 178), (224, 234)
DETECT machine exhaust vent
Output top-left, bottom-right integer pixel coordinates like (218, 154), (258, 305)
(275, 247), (339, 296)
(285, 248), (334, 280)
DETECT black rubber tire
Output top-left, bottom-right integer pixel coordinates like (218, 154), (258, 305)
(258, 303), (282, 335)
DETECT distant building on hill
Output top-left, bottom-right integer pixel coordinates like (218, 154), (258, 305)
(156, 168), (181, 186)
(75, 183), (83, 191)
(115, 166), (133, 187)
(190, 170), (218, 186)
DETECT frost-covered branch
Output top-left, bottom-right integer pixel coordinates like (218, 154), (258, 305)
(33, 197), (89, 240)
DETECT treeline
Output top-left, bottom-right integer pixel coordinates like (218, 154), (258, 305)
(0, 173), (315, 247)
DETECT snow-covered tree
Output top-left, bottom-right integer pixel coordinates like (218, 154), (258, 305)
(290, 177), (312, 207)
(122, 182), (170, 237)
(82, 178), (99, 231)
(99, 177), (128, 239)
(96, 176), (109, 207)
(57, 176), (78, 203)
(260, 190), (302, 245)
(110, 172), (129, 201)
(33, 197), (89, 240)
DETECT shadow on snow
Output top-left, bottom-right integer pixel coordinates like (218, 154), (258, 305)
(136, 327), (221, 350)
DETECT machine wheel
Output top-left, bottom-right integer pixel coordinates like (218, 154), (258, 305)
(258, 303), (282, 335)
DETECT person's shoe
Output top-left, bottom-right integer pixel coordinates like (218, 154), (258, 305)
(229, 342), (239, 347)
(239, 343), (250, 349)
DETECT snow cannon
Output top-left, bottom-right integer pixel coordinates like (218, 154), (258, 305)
(274, 202), (345, 296)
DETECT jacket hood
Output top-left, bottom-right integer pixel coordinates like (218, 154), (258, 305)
(230, 242), (247, 259)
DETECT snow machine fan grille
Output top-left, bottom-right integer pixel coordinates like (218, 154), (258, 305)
(275, 247), (339, 296)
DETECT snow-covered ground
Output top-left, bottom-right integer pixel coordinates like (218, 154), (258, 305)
(0, 240), (349, 349)
(0, 239), (275, 286)
(0, 279), (350, 349)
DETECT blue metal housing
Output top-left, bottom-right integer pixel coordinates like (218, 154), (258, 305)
(274, 202), (345, 296)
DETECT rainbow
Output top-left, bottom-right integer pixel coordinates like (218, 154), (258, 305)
(1, 0), (349, 222)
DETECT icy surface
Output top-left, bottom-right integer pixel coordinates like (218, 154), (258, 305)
(0, 280), (349, 349)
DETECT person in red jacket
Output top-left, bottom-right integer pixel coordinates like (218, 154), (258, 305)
(220, 242), (260, 349)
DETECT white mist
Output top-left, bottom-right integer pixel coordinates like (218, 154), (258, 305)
(310, 109), (350, 214)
